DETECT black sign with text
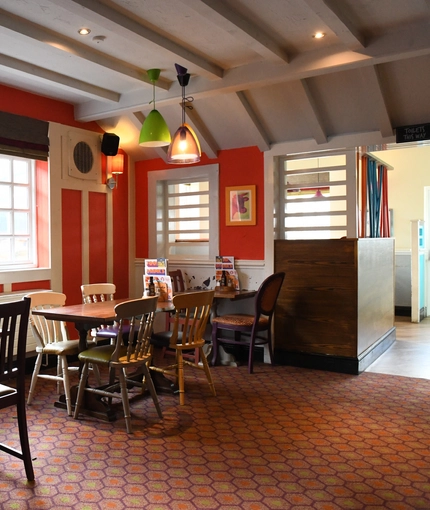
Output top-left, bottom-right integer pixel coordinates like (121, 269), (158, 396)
(395, 123), (430, 143)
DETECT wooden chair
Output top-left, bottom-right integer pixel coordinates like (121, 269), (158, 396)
(151, 290), (216, 405)
(73, 296), (162, 434)
(169, 269), (186, 293)
(25, 291), (83, 416)
(211, 272), (285, 373)
(165, 268), (202, 363)
(0, 297), (34, 481)
(81, 283), (118, 342)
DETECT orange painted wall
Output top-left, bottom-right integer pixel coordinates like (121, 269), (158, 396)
(89, 192), (108, 283)
(36, 160), (49, 267)
(112, 153), (129, 298)
(0, 85), (129, 300)
(62, 189), (83, 305)
(0, 84), (102, 131)
(12, 281), (51, 291)
(135, 147), (264, 260)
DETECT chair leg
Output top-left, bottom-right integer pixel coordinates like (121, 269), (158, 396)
(141, 364), (163, 419)
(16, 391), (34, 482)
(211, 323), (220, 367)
(56, 356), (62, 394)
(27, 353), (43, 406)
(60, 355), (73, 416)
(90, 364), (101, 386)
(73, 362), (90, 419)
(176, 351), (185, 406)
(199, 346), (216, 397)
(118, 368), (132, 433)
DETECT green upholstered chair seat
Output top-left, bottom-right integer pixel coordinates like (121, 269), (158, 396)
(78, 344), (127, 364)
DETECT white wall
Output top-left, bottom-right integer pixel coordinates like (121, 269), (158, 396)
(372, 146), (430, 250)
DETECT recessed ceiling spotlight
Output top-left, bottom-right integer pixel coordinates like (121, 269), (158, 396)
(78, 28), (91, 35)
(313, 32), (325, 39)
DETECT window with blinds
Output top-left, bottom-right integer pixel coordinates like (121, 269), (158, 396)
(165, 179), (210, 257)
(148, 164), (219, 261)
(0, 155), (36, 267)
(275, 150), (352, 240)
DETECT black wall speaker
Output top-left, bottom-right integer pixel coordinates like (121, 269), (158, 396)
(101, 133), (120, 156)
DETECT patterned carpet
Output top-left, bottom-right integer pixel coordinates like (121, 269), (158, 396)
(0, 362), (429, 510)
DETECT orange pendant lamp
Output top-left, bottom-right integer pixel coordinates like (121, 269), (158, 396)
(167, 64), (201, 164)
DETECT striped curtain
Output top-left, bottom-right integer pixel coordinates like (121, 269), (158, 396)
(360, 155), (390, 238)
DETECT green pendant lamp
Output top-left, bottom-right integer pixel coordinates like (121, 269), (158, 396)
(139, 69), (171, 147)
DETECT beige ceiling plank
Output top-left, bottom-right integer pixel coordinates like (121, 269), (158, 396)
(75, 20), (430, 121)
(0, 54), (119, 101)
(295, 80), (328, 145)
(181, 0), (289, 63)
(55, 0), (223, 80)
(235, 92), (271, 152)
(0, 9), (168, 90)
(358, 66), (393, 138)
(184, 101), (219, 159)
(303, 0), (366, 49)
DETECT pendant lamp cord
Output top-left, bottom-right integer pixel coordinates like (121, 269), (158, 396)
(181, 84), (194, 126)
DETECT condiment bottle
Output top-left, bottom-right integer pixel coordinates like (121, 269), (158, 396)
(148, 276), (156, 296)
(220, 271), (227, 287)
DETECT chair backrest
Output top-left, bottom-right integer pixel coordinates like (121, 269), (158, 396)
(112, 296), (158, 363)
(255, 272), (285, 319)
(25, 291), (69, 348)
(171, 290), (215, 348)
(0, 297), (30, 386)
(169, 269), (186, 293)
(81, 283), (116, 304)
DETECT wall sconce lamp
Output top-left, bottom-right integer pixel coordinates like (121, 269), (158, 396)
(167, 64), (201, 164)
(139, 69), (171, 147)
(106, 152), (124, 189)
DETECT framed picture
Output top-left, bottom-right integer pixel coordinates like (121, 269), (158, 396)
(225, 185), (256, 226)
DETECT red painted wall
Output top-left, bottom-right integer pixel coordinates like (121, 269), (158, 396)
(135, 147), (264, 260)
(36, 160), (49, 267)
(112, 153), (129, 298)
(0, 84), (102, 131)
(62, 189), (83, 305)
(0, 86), (129, 300)
(89, 192), (108, 283)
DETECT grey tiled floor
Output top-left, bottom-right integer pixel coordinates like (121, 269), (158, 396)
(366, 316), (430, 379)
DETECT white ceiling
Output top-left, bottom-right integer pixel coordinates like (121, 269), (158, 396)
(1, 0), (430, 160)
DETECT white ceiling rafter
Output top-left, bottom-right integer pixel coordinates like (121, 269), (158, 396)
(0, 53), (119, 101)
(358, 66), (393, 138)
(181, 0), (290, 64)
(0, 9), (169, 90)
(303, 0), (366, 49)
(295, 80), (328, 145)
(235, 92), (271, 152)
(74, 20), (430, 123)
(54, 0), (224, 80)
(183, 101), (219, 159)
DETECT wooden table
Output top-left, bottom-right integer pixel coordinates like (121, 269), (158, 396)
(31, 298), (175, 420)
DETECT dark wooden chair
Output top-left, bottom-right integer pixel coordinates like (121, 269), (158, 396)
(0, 297), (34, 481)
(169, 269), (186, 293)
(211, 272), (285, 373)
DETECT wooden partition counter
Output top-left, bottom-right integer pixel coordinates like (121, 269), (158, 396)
(274, 238), (395, 374)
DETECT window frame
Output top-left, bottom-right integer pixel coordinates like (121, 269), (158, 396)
(0, 154), (37, 269)
(147, 164), (219, 262)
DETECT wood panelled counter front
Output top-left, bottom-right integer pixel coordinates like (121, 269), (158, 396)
(274, 238), (395, 374)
